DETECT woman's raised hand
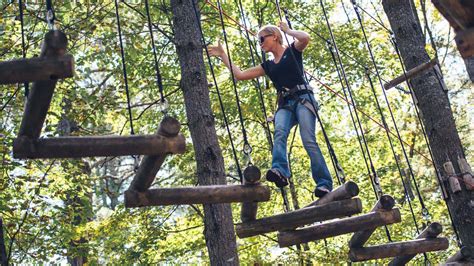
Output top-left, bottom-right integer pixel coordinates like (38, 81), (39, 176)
(279, 21), (290, 33)
(207, 41), (225, 57)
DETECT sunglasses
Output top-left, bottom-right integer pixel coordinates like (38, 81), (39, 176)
(259, 34), (273, 44)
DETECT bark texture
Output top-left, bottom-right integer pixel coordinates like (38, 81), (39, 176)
(383, 0), (474, 248)
(170, 0), (239, 264)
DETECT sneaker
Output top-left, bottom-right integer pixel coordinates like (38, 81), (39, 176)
(314, 186), (330, 198)
(266, 169), (289, 188)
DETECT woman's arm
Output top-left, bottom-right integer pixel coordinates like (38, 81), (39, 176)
(208, 42), (265, 80)
(279, 21), (310, 52)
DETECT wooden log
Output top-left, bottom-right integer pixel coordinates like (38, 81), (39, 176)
(240, 170), (263, 223)
(384, 59), (438, 90)
(389, 222), (443, 265)
(305, 181), (359, 207)
(349, 238), (449, 262)
(18, 30), (68, 139)
(236, 198), (362, 238)
(278, 208), (401, 247)
(349, 194), (396, 247)
(129, 117), (184, 192)
(445, 246), (474, 263)
(434, 0), (474, 30)
(458, 158), (474, 190)
(0, 55), (74, 85)
(13, 133), (185, 159)
(124, 184), (271, 207)
(455, 28), (474, 58)
(443, 161), (462, 193)
(243, 165), (261, 184)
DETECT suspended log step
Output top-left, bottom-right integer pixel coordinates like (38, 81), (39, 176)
(350, 194), (396, 247)
(389, 222), (443, 265)
(384, 59), (438, 90)
(277, 208), (401, 247)
(240, 165), (263, 222)
(0, 217), (7, 266)
(129, 117), (184, 192)
(13, 133), (185, 159)
(236, 198), (362, 238)
(305, 181), (359, 208)
(445, 246), (474, 264)
(0, 55), (74, 85)
(18, 30), (68, 140)
(349, 238), (449, 262)
(125, 184), (271, 207)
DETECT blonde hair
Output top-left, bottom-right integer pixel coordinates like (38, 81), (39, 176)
(258, 25), (283, 45)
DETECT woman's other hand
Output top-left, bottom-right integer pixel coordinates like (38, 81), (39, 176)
(279, 21), (290, 33)
(208, 41), (225, 57)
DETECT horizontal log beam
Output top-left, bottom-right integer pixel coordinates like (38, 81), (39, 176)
(349, 238), (449, 262)
(305, 181), (359, 208)
(18, 30), (68, 139)
(389, 222), (443, 265)
(455, 28), (474, 58)
(433, 0), (474, 30)
(124, 184), (271, 207)
(278, 208), (401, 247)
(13, 133), (185, 159)
(0, 55), (74, 85)
(236, 198), (362, 238)
(349, 194), (396, 247)
(129, 117), (184, 192)
(445, 246), (474, 263)
(384, 59), (438, 90)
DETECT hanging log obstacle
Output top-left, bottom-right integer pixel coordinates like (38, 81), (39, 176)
(0, 55), (74, 85)
(129, 116), (185, 192)
(277, 208), (401, 247)
(305, 181), (359, 207)
(0, 218), (7, 266)
(389, 222), (443, 265)
(124, 184), (271, 207)
(349, 194), (396, 247)
(13, 133), (185, 159)
(18, 30), (69, 140)
(236, 198), (362, 238)
(349, 238), (449, 262)
(445, 246), (474, 263)
(384, 59), (438, 90)
(240, 165), (262, 222)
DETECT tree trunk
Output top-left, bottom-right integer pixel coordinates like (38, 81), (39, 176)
(382, 0), (474, 248)
(170, 0), (239, 265)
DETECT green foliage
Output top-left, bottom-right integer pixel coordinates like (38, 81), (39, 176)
(0, 0), (472, 264)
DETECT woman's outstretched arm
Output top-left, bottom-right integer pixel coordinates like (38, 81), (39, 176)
(279, 21), (310, 52)
(208, 41), (265, 80)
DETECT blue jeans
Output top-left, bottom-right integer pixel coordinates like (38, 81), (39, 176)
(272, 93), (333, 190)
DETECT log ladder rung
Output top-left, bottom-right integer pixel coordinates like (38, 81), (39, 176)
(277, 208), (401, 248)
(124, 184), (271, 207)
(236, 198), (362, 238)
(13, 133), (185, 159)
(0, 55), (74, 85)
(349, 238), (449, 262)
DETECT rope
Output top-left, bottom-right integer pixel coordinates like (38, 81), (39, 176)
(216, 0), (253, 168)
(113, 0), (135, 136)
(320, 0), (392, 240)
(235, 0), (273, 150)
(352, 2), (430, 230)
(190, 0), (243, 182)
(390, 35), (462, 245)
(45, 0), (55, 30)
(144, 0), (166, 112)
(19, 0), (29, 97)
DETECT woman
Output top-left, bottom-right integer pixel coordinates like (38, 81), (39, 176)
(208, 22), (333, 197)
